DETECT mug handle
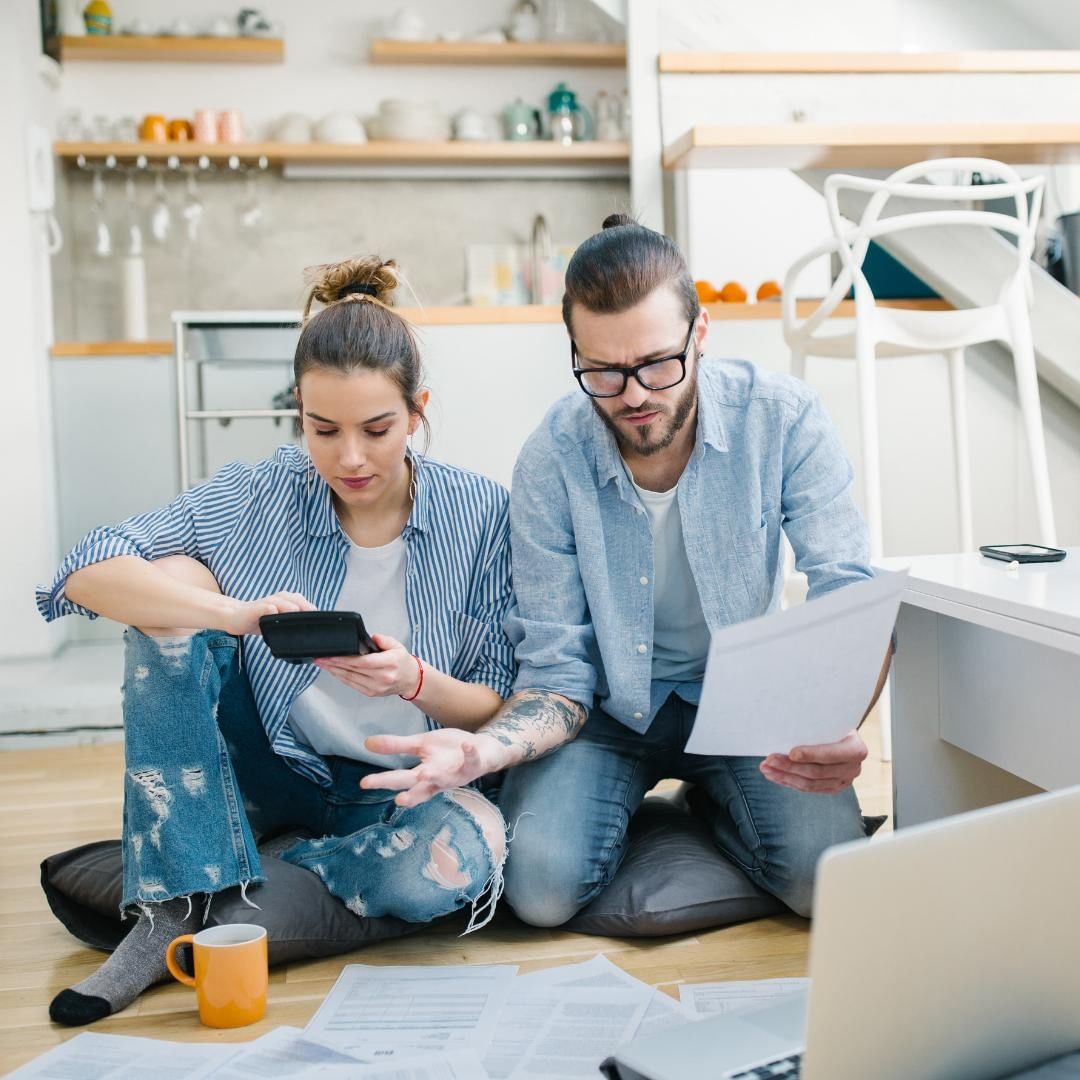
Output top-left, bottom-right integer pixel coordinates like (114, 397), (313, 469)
(165, 934), (196, 987)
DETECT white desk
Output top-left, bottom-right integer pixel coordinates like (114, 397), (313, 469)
(879, 550), (1080, 828)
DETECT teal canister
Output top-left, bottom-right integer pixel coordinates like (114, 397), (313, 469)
(547, 82), (578, 145)
(504, 98), (542, 141)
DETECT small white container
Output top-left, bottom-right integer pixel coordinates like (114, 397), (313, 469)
(121, 254), (148, 341)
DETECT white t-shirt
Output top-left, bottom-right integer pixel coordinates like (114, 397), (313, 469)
(288, 536), (426, 768)
(630, 475), (710, 684)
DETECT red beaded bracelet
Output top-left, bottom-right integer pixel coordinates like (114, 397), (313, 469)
(399, 654), (424, 702)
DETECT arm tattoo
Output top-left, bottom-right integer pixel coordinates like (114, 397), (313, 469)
(478, 690), (587, 763)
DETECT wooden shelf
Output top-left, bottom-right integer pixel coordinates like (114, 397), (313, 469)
(58, 34), (283, 63)
(55, 140), (630, 167)
(664, 123), (1080, 170)
(659, 50), (1080, 74)
(370, 39), (625, 66)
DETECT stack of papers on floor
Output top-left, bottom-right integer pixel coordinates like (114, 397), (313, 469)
(10, 959), (808, 1079)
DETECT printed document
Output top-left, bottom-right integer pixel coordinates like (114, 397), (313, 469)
(482, 988), (649, 1079)
(513, 954), (695, 1042)
(679, 978), (810, 1017)
(302, 963), (516, 1061)
(197, 1026), (365, 1077)
(5, 1032), (239, 1079)
(686, 569), (907, 756)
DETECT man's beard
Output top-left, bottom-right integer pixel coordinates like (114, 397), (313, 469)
(591, 365), (698, 458)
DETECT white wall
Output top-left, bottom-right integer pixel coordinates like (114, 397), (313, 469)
(0, 8), (65, 659)
(57, 0), (623, 138)
(656, 0), (1080, 552)
(659, 0), (1080, 51)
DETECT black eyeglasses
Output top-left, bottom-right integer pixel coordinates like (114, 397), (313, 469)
(571, 319), (696, 399)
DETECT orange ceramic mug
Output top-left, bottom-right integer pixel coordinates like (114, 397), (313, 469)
(140, 114), (168, 143)
(165, 923), (268, 1028)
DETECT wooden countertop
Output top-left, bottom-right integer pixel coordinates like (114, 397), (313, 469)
(658, 50), (1080, 74)
(664, 122), (1080, 170)
(50, 300), (952, 357)
(51, 341), (175, 357)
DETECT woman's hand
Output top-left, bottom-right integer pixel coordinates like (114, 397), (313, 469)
(315, 634), (422, 699)
(222, 592), (316, 636)
(360, 728), (510, 807)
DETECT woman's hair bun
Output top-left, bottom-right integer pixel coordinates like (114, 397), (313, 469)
(602, 212), (638, 230)
(304, 256), (400, 309)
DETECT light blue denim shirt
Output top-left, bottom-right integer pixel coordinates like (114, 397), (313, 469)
(506, 358), (872, 733)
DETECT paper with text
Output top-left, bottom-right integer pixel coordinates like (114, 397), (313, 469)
(679, 978), (810, 1017)
(302, 964), (516, 1062)
(686, 570), (906, 756)
(198, 1026), (366, 1077)
(6, 1032), (239, 1079)
(483, 987), (649, 1079)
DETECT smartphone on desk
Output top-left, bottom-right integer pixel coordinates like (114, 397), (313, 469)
(259, 611), (380, 663)
(979, 543), (1067, 564)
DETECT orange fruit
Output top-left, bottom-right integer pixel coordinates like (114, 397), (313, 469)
(695, 280), (718, 303)
(756, 280), (782, 302)
(718, 281), (748, 303)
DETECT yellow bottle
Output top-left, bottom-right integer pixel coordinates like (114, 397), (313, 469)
(83, 0), (113, 36)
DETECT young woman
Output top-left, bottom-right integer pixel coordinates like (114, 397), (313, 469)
(37, 256), (514, 1026)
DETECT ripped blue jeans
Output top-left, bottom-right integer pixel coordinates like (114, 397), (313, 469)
(120, 627), (503, 928)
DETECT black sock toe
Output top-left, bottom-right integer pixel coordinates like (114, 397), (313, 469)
(49, 988), (113, 1026)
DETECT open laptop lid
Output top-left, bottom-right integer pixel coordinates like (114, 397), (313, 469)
(804, 786), (1080, 1080)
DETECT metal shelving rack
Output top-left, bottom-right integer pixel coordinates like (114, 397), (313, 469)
(173, 311), (302, 490)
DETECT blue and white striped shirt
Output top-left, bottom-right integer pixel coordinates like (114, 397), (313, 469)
(36, 445), (516, 787)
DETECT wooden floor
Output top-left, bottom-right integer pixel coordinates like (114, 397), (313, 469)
(0, 718), (891, 1073)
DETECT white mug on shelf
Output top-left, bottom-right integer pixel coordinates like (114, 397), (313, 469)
(384, 9), (426, 41)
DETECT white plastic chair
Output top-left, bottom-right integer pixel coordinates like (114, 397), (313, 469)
(782, 157), (1056, 558)
(781, 158), (1057, 761)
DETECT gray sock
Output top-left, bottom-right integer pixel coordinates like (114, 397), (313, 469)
(259, 828), (312, 859)
(49, 897), (198, 1026)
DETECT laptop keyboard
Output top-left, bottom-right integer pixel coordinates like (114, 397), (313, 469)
(728, 1052), (802, 1078)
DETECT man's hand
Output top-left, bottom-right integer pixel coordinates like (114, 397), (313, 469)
(315, 634), (419, 698)
(760, 730), (868, 794)
(360, 729), (511, 807)
(223, 592), (316, 636)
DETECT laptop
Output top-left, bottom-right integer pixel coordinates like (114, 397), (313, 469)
(609, 786), (1080, 1080)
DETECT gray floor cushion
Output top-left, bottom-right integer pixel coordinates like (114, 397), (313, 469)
(41, 796), (853, 964)
(564, 797), (785, 935)
(39, 838), (423, 965)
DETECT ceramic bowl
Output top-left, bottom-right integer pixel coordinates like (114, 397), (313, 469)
(376, 100), (450, 141)
(314, 113), (367, 144)
(273, 113), (313, 143)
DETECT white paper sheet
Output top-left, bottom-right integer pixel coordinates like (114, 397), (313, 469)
(686, 569), (907, 756)
(631, 990), (699, 1039)
(302, 964), (517, 1061)
(515, 954), (643, 992)
(6, 1032), (240, 1080)
(678, 978), (810, 1017)
(482, 987), (649, 1080)
(255, 1050), (490, 1079)
(199, 1026), (366, 1078)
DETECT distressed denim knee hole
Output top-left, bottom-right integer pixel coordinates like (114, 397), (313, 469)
(423, 825), (472, 890)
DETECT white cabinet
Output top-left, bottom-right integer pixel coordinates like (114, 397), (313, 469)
(51, 354), (179, 551)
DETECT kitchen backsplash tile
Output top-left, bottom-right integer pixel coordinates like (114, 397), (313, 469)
(54, 172), (630, 340)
